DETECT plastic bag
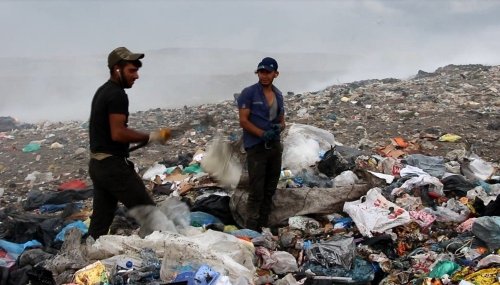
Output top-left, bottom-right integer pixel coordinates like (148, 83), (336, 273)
(270, 251), (299, 274)
(343, 188), (411, 237)
(472, 216), (500, 250)
(73, 261), (108, 285)
(402, 154), (446, 178)
(27, 266), (56, 285)
(142, 162), (168, 181)
(295, 168), (333, 188)
(128, 205), (178, 237)
(428, 260), (460, 278)
(54, 220), (88, 242)
(22, 142), (41, 153)
(201, 136), (242, 189)
(317, 146), (359, 177)
(461, 153), (496, 181)
(398, 174), (445, 196)
(306, 237), (355, 270)
(282, 123), (338, 174)
(191, 211), (222, 227)
(159, 230), (255, 284)
(333, 170), (359, 187)
(159, 196), (191, 229)
(288, 216), (322, 235)
(422, 204), (469, 223)
(58, 179), (87, 191)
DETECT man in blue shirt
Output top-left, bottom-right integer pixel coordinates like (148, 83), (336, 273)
(237, 57), (285, 231)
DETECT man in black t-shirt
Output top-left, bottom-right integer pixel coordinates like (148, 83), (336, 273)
(88, 47), (171, 239)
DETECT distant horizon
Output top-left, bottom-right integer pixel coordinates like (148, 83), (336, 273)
(2, 60), (498, 125)
(2, 1), (500, 123)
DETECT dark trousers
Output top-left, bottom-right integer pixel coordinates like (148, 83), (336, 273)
(245, 141), (282, 230)
(88, 156), (155, 239)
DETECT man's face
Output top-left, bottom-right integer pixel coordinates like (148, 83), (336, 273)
(257, 69), (278, 86)
(120, 63), (140, 89)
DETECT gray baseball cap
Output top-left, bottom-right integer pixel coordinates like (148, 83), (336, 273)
(107, 47), (144, 68)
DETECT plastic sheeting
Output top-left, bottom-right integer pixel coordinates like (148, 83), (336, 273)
(85, 229), (255, 284)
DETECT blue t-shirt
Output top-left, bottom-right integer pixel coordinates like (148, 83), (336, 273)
(237, 83), (284, 149)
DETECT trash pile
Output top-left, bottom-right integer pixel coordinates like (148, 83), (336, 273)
(0, 64), (499, 285)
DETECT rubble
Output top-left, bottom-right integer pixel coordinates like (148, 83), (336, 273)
(0, 64), (499, 284)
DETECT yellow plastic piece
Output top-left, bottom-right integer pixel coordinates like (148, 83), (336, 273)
(73, 261), (108, 285)
(438, 133), (462, 142)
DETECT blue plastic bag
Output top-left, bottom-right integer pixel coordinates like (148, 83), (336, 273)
(194, 265), (220, 285)
(54, 221), (88, 242)
(190, 211), (222, 227)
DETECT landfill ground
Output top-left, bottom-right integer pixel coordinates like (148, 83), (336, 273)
(0, 63), (499, 284)
(0, 64), (498, 197)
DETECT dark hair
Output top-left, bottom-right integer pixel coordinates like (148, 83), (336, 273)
(109, 59), (143, 75)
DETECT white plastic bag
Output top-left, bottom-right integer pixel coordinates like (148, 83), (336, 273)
(282, 123), (338, 173)
(462, 153), (496, 181)
(158, 196), (191, 229)
(398, 175), (444, 196)
(142, 162), (167, 181)
(128, 205), (178, 237)
(334, 170), (359, 186)
(343, 188), (411, 237)
(270, 251), (298, 275)
(201, 136), (242, 189)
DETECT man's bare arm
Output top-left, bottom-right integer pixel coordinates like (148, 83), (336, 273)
(109, 113), (149, 143)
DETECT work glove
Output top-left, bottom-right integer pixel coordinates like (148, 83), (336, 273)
(261, 129), (278, 142)
(271, 124), (283, 134)
(148, 128), (171, 145)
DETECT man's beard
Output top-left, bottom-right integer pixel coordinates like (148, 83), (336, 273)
(121, 78), (133, 89)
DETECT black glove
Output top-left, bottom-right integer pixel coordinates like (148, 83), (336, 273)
(271, 124), (282, 134)
(262, 129), (278, 142)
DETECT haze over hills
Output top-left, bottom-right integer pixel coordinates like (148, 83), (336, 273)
(2, 47), (499, 124)
(0, 48), (360, 123)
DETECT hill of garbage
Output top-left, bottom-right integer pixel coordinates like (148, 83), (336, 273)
(0, 64), (499, 284)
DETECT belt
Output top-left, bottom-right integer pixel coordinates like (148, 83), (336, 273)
(90, 152), (113, 160)
(246, 140), (280, 151)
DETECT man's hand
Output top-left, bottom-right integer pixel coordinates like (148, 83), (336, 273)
(271, 124), (283, 134)
(262, 129), (278, 142)
(149, 128), (171, 144)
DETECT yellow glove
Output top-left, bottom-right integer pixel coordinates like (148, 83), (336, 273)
(148, 128), (171, 144)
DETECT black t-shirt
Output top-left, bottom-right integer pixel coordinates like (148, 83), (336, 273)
(89, 80), (130, 157)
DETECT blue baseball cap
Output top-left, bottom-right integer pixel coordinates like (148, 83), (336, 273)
(256, 57), (278, 72)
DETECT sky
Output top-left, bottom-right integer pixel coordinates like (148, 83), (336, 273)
(1, 0), (500, 123)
